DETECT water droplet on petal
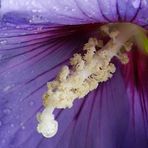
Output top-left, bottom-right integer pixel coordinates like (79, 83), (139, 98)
(22, 126), (26, 130)
(0, 40), (7, 45)
(20, 122), (23, 126)
(29, 101), (34, 106)
(3, 108), (11, 114)
(71, 8), (76, 12)
(31, 70), (34, 74)
(16, 25), (21, 29)
(3, 85), (11, 92)
(4, 33), (8, 36)
(53, 6), (59, 11)
(10, 124), (14, 127)
(20, 122), (26, 130)
(1, 139), (6, 144)
(132, 0), (140, 8)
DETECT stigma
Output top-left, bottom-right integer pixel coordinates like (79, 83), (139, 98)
(36, 25), (133, 138)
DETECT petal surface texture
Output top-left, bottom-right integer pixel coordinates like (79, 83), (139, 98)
(0, 0), (147, 26)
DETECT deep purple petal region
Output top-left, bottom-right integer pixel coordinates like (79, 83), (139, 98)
(122, 50), (148, 148)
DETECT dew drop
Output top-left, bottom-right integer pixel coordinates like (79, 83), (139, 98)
(16, 25), (21, 29)
(29, 101), (34, 106)
(32, 9), (38, 13)
(22, 126), (26, 130)
(3, 108), (11, 114)
(53, 6), (59, 11)
(4, 33), (8, 36)
(29, 19), (33, 23)
(3, 85), (11, 92)
(10, 124), (14, 127)
(31, 70), (34, 74)
(71, 8), (76, 12)
(20, 122), (26, 130)
(132, 0), (140, 8)
(1, 139), (6, 144)
(142, 0), (147, 6)
(0, 40), (7, 45)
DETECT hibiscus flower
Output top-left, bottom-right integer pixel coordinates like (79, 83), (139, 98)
(0, 0), (148, 148)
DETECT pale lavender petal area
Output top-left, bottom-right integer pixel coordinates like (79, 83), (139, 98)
(0, 0), (148, 26)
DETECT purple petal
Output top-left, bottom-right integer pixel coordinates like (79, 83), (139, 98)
(122, 50), (148, 148)
(0, 25), (88, 148)
(36, 63), (130, 148)
(0, 0), (147, 27)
